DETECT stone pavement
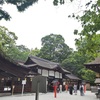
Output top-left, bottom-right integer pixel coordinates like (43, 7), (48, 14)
(0, 91), (98, 100)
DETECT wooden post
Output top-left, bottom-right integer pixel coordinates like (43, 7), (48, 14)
(12, 85), (15, 95)
(11, 78), (15, 95)
(21, 80), (26, 95)
(22, 84), (24, 95)
(35, 81), (39, 100)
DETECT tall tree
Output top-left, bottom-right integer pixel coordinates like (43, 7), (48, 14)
(38, 33), (73, 63)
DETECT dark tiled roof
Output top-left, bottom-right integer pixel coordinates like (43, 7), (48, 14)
(25, 56), (70, 74)
(84, 58), (100, 73)
(0, 54), (31, 78)
(29, 56), (60, 69)
(65, 74), (81, 80)
(60, 67), (71, 74)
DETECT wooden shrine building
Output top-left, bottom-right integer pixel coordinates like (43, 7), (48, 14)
(0, 54), (37, 95)
(84, 57), (100, 84)
(23, 56), (71, 92)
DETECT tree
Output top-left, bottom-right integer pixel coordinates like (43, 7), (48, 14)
(78, 0), (100, 36)
(12, 45), (30, 61)
(72, 0), (100, 37)
(0, 26), (18, 56)
(75, 33), (100, 59)
(79, 68), (96, 83)
(62, 51), (86, 75)
(38, 33), (73, 63)
(30, 48), (40, 56)
(0, 26), (31, 61)
(62, 51), (96, 82)
(0, 0), (86, 21)
(70, 0), (100, 58)
(0, 0), (38, 20)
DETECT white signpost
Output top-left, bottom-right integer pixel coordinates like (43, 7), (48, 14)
(22, 80), (26, 95)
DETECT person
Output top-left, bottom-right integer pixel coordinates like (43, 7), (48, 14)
(84, 84), (86, 93)
(79, 84), (84, 96)
(65, 84), (68, 92)
(69, 84), (73, 95)
(73, 83), (77, 95)
(59, 84), (62, 93)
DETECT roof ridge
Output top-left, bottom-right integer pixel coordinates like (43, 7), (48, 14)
(30, 56), (59, 64)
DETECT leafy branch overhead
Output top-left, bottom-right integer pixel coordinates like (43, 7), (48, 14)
(0, 0), (75, 21)
(68, 0), (100, 59)
(0, 0), (38, 20)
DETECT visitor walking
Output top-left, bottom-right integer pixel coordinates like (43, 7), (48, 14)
(69, 84), (73, 95)
(73, 83), (77, 95)
(59, 84), (62, 93)
(65, 84), (68, 92)
(79, 84), (84, 96)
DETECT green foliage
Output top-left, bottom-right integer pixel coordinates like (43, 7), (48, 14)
(0, 26), (31, 61)
(0, 26), (18, 55)
(72, 0), (100, 60)
(38, 33), (73, 63)
(75, 34), (100, 59)
(53, 0), (73, 6)
(0, 0), (38, 20)
(73, 24), (99, 82)
(62, 51), (87, 75)
(73, 1), (100, 36)
(62, 51), (96, 82)
(79, 68), (96, 83)
(30, 48), (40, 56)
(0, 9), (11, 20)
(53, 0), (65, 6)
(13, 45), (30, 61)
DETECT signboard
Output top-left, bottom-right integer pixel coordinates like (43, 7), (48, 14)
(22, 80), (26, 85)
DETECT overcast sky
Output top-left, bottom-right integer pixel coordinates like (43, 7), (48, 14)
(0, 0), (87, 50)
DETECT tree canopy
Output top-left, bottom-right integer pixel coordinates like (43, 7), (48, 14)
(0, 26), (17, 55)
(62, 51), (96, 83)
(38, 33), (73, 63)
(75, 34), (100, 59)
(0, 26), (31, 61)
(69, 0), (100, 59)
(0, 0), (85, 21)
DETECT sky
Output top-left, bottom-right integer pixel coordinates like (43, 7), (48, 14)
(0, 0), (86, 50)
